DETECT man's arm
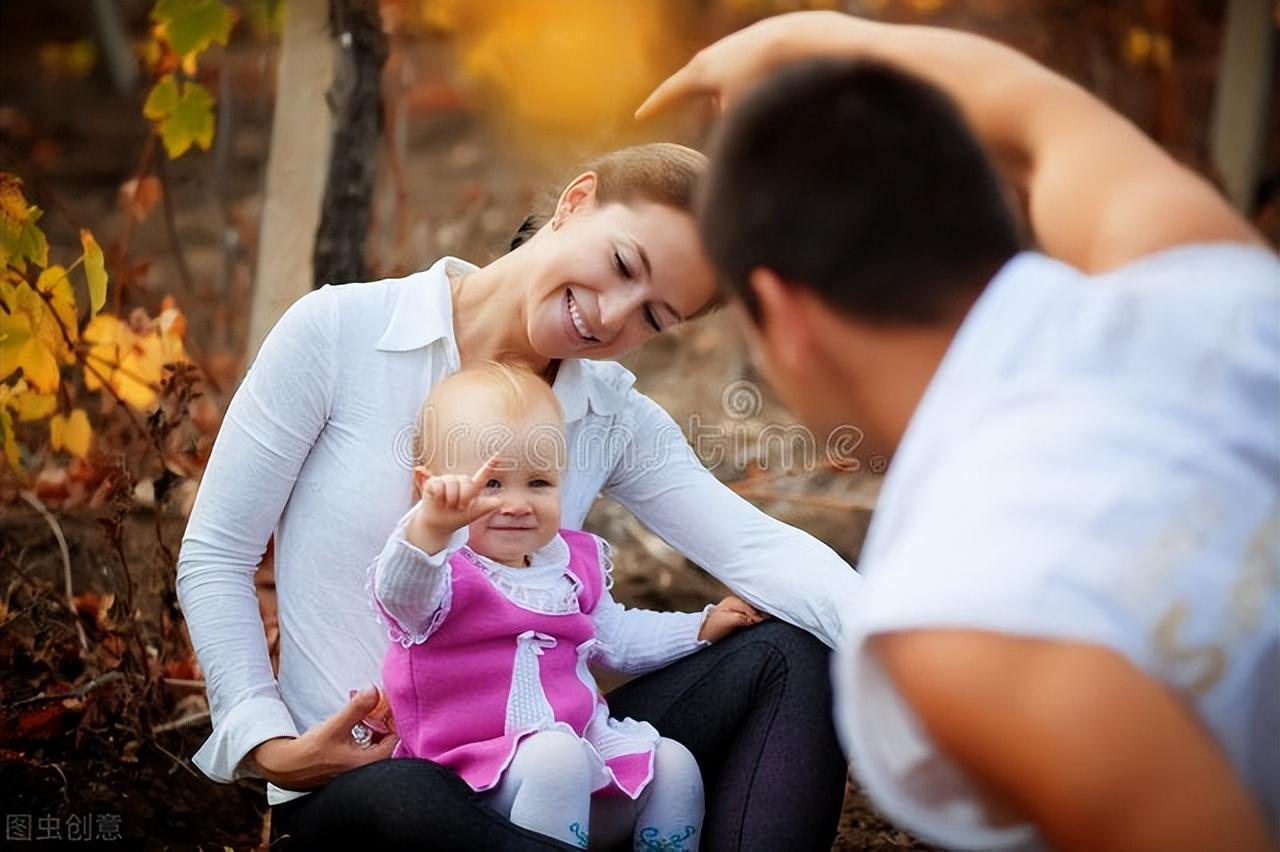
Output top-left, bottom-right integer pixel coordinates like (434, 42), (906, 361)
(639, 12), (1263, 272)
(873, 629), (1272, 852)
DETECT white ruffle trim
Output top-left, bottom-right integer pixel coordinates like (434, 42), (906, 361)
(596, 536), (615, 591)
(464, 547), (584, 616)
(365, 553), (453, 648)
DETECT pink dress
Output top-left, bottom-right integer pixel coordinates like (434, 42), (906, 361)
(378, 529), (661, 799)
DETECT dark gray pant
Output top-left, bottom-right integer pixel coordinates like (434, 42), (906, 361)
(269, 620), (846, 851)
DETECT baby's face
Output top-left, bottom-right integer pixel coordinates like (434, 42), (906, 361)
(438, 395), (565, 566)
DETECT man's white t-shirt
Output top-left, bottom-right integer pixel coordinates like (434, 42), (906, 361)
(834, 244), (1280, 849)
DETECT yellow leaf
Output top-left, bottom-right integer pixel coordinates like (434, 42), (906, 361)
(0, 301), (60, 393)
(144, 75), (215, 159)
(0, 173), (50, 273)
(0, 377), (57, 421)
(50, 408), (92, 458)
(151, 0), (234, 58)
(83, 310), (188, 410)
(0, 407), (18, 471)
(79, 229), (108, 315)
(33, 265), (79, 359)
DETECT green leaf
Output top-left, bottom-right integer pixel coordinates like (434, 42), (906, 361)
(145, 76), (215, 159)
(0, 175), (49, 273)
(152, 0), (234, 58)
(79, 229), (108, 315)
(143, 74), (180, 121)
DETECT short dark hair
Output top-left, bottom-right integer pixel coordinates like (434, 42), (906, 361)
(699, 58), (1022, 325)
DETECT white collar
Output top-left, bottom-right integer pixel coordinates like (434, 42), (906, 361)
(470, 531), (571, 575)
(373, 256), (638, 423)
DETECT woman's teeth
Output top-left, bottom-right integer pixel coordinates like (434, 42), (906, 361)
(567, 291), (597, 341)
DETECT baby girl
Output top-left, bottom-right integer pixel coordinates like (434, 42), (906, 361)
(365, 361), (762, 849)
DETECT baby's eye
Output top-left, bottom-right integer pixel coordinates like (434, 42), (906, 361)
(529, 479), (552, 488)
(485, 479), (501, 489)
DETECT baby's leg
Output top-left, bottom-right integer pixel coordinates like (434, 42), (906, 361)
(483, 730), (594, 848)
(592, 738), (704, 851)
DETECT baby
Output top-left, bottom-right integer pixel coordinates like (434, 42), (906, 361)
(365, 361), (763, 849)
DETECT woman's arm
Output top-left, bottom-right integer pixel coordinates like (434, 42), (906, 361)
(638, 11), (1261, 273)
(176, 287), (338, 783)
(603, 391), (861, 650)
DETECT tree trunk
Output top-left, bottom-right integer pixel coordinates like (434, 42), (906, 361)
(247, 0), (335, 356)
(312, 0), (388, 287)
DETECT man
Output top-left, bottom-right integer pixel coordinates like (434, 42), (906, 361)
(640, 11), (1277, 852)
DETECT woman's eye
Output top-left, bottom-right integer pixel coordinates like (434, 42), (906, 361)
(644, 306), (662, 333)
(485, 479), (501, 489)
(613, 252), (632, 280)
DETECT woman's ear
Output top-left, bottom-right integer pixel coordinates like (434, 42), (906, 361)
(553, 171), (598, 225)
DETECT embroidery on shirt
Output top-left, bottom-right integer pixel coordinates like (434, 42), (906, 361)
(505, 631), (558, 735)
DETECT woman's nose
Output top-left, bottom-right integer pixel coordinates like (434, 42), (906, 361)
(598, 289), (648, 339)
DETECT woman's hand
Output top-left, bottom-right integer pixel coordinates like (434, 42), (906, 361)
(636, 11), (873, 120)
(698, 595), (767, 643)
(250, 687), (400, 791)
(407, 454), (504, 554)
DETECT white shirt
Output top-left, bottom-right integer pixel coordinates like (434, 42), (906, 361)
(370, 509), (713, 672)
(833, 244), (1280, 849)
(176, 256), (862, 806)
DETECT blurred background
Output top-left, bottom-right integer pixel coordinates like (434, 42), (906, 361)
(1, 1), (1276, 848)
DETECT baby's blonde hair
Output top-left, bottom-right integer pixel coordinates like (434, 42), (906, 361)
(413, 361), (564, 471)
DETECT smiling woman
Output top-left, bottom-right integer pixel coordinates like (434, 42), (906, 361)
(176, 141), (861, 849)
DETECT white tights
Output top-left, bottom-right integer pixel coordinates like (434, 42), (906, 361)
(481, 730), (704, 850)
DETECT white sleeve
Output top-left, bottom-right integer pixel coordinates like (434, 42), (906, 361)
(175, 287), (337, 783)
(603, 391), (862, 649)
(589, 537), (712, 675)
(369, 508), (464, 646)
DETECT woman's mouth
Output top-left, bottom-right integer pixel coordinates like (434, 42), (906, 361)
(564, 289), (599, 344)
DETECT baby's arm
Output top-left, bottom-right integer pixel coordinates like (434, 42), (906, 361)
(373, 454), (506, 641)
(590, 590), (711, 676)
(589, 538), (764, 674)
(369, 508), (462, 644)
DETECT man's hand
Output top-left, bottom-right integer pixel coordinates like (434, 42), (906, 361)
(698, 594), (766, 643)
(250, 687), (400, 792)
(406, 454), (504, 554)
(636, 11), (862, 121)
(639, 11), (1261, 272)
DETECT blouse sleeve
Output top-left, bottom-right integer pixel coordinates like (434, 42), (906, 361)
(368, 507), (463, 647)
(603, 390), (862, 649)
(175, 287), (338, 783)
(587, 537), (711, 675)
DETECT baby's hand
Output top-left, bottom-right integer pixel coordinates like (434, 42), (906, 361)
(406, 454), (504, 554)
(698, 595), (766, 643)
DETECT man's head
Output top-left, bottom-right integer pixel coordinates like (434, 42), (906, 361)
(698, 58), (1021, 448)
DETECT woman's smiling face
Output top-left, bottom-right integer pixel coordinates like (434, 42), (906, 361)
(523, 174), (719, 362)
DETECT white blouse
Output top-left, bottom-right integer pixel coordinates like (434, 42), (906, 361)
(176, 256), (863, 806)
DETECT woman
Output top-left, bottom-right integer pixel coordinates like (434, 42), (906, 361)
(176, 143), (861, 850)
